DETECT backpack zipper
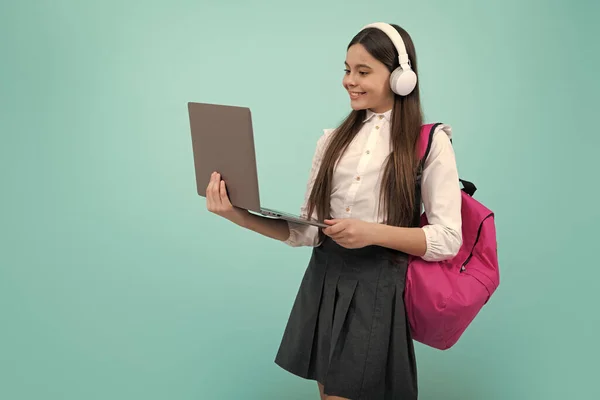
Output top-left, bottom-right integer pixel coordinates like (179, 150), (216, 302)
(460, 213), (493, 272)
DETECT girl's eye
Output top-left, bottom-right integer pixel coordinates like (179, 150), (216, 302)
(344, 69), (368, 76)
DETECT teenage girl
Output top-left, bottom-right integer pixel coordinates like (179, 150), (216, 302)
(205, 22), (462, 400)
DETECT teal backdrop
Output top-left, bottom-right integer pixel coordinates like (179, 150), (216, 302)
(1, 0), (598, 399)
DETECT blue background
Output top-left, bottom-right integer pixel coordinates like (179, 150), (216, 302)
(1, 0), (598, 398)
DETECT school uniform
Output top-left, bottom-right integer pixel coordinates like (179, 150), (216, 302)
(274, 109), (462, 399)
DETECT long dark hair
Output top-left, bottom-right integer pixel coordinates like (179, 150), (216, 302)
(307, 24), (423, 239)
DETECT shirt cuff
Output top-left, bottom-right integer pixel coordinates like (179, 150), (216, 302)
(421, 224), (462, 262)
(284, 222), (302, 247)
(283, 221), (321, 247)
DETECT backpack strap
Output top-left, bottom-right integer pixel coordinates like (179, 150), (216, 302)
(413, 123), (440, 226)
(417, 123), (477, 197)
(418, 123), (442, 163)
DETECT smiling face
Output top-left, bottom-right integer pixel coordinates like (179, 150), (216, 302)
(343, 43), (395, 114)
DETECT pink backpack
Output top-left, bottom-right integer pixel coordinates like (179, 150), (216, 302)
(404, 123), (500, 350)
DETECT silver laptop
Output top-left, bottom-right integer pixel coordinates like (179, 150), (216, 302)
(187, 101), (327, 228)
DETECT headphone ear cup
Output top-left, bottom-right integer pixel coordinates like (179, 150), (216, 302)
(390, 67), (417, 96)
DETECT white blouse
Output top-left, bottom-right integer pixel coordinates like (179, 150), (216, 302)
(284, 109), (462, 262)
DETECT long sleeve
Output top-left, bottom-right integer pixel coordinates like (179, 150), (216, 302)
(283, 130), (333, 247)
(420, 125), (463, 261)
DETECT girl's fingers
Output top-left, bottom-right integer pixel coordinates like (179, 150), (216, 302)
(219, 180), (231, 207)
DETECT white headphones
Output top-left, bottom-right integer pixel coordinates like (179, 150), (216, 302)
(360, 22), (417, 96)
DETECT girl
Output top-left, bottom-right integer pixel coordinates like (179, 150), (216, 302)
(205, 22), (462, 400)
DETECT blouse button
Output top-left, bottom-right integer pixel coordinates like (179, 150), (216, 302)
(346, 207), (350, 212)
(375, 126), (380, 129)
(378, 115), (384, 119)
(356, 176), (361, 181)
(366, 150), (370, 154)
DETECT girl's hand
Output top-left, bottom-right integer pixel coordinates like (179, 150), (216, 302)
(205, 172), (249, 226)
(322, 218), (375, 249)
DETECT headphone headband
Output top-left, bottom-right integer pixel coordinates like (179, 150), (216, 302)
(360, 22), (411, 68)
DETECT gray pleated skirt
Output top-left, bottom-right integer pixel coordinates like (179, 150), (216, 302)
(274, 237), (418, 399)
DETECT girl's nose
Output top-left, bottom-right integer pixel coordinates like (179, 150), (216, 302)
(344, 74), (356, 88)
